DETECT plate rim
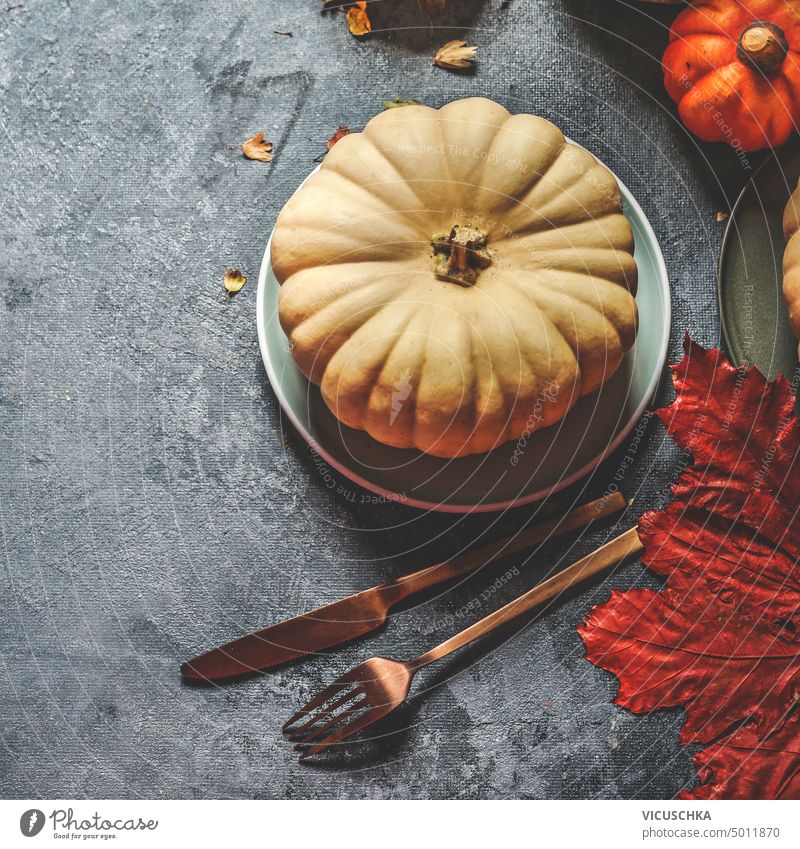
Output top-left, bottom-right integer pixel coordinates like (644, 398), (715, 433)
(717, 145), (787, 369)
(257, 155), (671, 513)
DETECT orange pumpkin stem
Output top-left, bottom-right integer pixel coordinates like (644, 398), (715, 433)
(737, 21), (788, 75)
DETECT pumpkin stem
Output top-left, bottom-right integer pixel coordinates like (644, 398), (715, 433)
(431, 225), (491, 286)
(737, 21), (788, 75)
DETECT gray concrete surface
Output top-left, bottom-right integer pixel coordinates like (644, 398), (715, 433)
(1, 0), (763, 798)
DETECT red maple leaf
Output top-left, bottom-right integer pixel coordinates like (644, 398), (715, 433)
(685, 715), (800, 800)
(578, 336), (800, 799)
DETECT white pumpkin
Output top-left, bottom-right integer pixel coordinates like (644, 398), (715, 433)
(272, 98), (638, 458)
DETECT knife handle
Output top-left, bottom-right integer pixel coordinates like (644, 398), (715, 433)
(409, 526), (644, 669)
(380, 492), (626, 607)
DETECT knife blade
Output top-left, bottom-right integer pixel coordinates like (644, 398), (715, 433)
(180, 588), (392, 681)
(180, 491), (626, 681)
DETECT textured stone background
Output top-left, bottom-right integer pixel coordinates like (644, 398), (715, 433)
(1, 0), (769, 799)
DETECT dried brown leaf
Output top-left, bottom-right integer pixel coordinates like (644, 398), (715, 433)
(346, 2), (371, 37)
(716, 211), (729, 223)
(434, 39), (477, 70)
(326, 124), (350, 151)
(223, 267), (247, 296)
(242, 133), (274, 162)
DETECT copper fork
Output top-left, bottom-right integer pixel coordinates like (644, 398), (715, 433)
(284, 526), (644, 759)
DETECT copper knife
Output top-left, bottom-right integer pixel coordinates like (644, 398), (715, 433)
(180, 491), (626, 681)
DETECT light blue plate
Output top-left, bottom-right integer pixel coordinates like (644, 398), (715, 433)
(257, 161), (670, 513)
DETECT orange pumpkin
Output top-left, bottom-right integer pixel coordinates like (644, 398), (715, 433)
(663, 0), (800, 151)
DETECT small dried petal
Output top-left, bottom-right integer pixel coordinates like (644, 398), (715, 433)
(383, 98), (422, 110)
(434, 39), (477, 70)
(346, 2), (371, 37)
(326, 124), (350, 151)
(716, 211), (729, 222)
(242, 133), (274, 162)
(223, 267), (247, 296)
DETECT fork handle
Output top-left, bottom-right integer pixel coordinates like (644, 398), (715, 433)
(407, 526), (643, 670)
(380, 492), (626, 606)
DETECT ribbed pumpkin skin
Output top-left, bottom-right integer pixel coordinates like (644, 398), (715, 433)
(662, 0), (800, 152)
(783, 179), (800, 355)
(272, 98), (638, 458)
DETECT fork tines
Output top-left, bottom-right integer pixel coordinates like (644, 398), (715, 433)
(284, 679), (377, 759)
(286, 687), (366, 744)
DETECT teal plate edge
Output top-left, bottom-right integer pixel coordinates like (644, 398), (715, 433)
(257, 160), (671, 513)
